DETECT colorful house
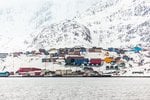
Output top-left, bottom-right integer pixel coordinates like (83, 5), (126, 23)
(104, 57), (113, 63)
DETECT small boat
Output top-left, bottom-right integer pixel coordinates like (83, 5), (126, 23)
(0, 71), (9, 77)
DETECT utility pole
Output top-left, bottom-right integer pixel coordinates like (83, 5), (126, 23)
(12, 52), (15, 75)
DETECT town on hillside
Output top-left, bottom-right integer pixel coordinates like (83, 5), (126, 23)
(0, 46), (149, 77)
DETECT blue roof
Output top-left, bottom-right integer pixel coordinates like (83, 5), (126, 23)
(132, 46), (142, 52)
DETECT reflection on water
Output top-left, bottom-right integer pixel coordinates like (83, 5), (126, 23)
(0, 78), (150, 100)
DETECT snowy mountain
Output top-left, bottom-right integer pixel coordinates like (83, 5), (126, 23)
(28, 0), (150, 49)
(0, 0), (99, 52)
(0, 0), (49, 52)
(27, 20), (92, 49)
(0, 0), (150, 76)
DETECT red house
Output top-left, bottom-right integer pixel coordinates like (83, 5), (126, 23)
(16, 67), (43, 76)
(89, 59), (102, 65)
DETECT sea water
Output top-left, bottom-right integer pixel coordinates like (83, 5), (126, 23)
(0, 77), (150, 100)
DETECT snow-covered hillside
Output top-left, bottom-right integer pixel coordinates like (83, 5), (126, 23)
(27, 20), (92, 49)
(0, 0), (99, 52)
(77, 0), (150, 48)
(28, 0), (150, 49)
(0, 46), (149, 76)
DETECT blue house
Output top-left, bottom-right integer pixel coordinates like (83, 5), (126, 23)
(132, 46), (142, 53)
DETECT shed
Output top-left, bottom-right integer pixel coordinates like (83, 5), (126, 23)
(0, 53), (8, 58)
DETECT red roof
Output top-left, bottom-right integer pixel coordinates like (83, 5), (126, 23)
(17, 67), (41, 72)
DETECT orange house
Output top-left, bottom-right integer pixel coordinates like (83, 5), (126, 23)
(104, 57), (113, 63)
